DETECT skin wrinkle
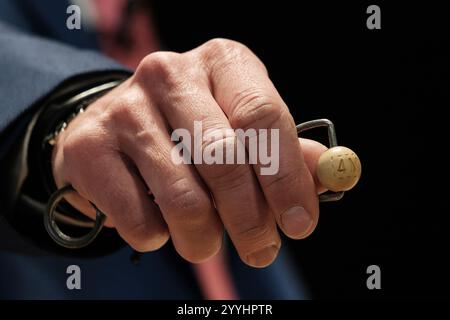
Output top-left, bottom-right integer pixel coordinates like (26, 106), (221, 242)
(52, 39), (327, 267)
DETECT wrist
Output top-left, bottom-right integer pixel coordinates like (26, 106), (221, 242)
(29, 76), (128, 197)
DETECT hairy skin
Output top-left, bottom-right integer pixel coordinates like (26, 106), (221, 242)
(52, 39), (327, 268)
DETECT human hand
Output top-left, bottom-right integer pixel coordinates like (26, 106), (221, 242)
(52, 39), (327, 268)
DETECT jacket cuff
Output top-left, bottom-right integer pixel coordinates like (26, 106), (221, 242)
(3, 71), (131, 257)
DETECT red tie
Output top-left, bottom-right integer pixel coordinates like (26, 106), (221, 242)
(93, 0), (238, 300)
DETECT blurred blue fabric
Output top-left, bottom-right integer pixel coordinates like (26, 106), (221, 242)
(0, 243), (308, 299)
(0, 0), (309, 299)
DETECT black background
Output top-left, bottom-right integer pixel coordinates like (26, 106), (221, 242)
(151, 2), (450, 298)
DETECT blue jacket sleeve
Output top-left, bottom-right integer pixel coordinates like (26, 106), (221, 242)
(0, 22), (128, 154)
(0, 22), (130, 254)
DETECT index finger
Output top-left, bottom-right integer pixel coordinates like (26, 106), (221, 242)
(200, 39), (320, 239)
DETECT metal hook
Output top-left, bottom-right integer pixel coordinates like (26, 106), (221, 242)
(296, 119), (345, 202)
(45, 118), (344, 249)
(44, 185), (106, 249)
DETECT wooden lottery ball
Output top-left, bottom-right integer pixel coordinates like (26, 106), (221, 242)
(316, 146), (361, 192)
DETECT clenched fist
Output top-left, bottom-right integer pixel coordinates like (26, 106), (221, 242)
(52, 39), (327, 268)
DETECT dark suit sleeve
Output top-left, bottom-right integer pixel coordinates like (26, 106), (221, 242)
(0, 22), (128, 145)
(0, 22), (130, 255)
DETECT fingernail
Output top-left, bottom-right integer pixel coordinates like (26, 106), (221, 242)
(246, 245), (279, 268)
(281, 206), (314, 238)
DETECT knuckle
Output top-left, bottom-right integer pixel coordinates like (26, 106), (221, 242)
(132, 128), (160, 152)
(199, 131), (252, 189)
(209, 163), (251, 192)
(199, 38), (268, 79)
(104, 93), (160, 149)
(262, 167), (301, 191)
(158, 178), (211, 224)
(200, 38), (250, 73)
(229, 89), (287, 130)
(202, 38), (243, 55)
(107, 93), (141, 127)
(201, 130), (237, 164)
(135, 51), (182, 88)
(233, 220), (273, 244)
